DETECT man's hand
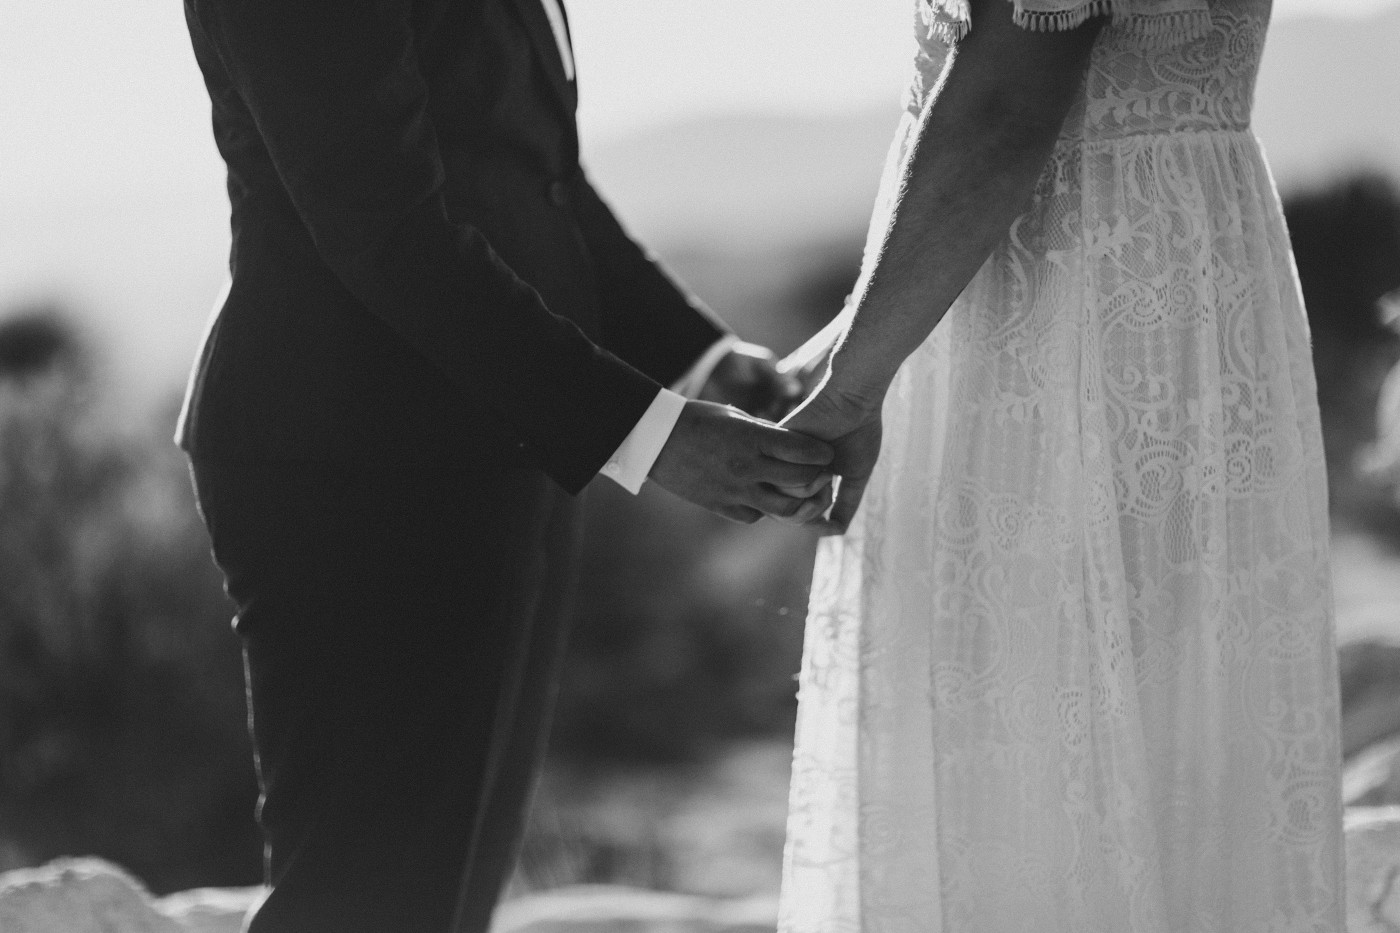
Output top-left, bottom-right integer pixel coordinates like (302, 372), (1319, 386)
(778, 344), (833, 399)
(649, 400), (835, 525)
(699, 341), (803, 421)
(781, 385), (885, 535)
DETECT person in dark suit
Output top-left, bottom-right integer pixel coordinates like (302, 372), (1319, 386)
(176, 0), (835, 930)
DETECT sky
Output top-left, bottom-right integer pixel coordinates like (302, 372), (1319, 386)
(1, 0), (1397, 406)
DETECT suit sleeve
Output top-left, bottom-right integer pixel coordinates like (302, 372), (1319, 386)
(572, 175), (733, 387)
(187, 0), (658, 494)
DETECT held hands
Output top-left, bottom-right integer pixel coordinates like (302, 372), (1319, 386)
(649, 400), (835, 525)
(655, 339), (881, 532)
(780, 379), (886, 535)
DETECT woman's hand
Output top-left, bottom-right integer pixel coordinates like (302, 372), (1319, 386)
(781, 379), (886, 535)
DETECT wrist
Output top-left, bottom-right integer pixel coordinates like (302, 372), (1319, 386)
(785, 372), (885, 444)
(821, 352), (892, 417)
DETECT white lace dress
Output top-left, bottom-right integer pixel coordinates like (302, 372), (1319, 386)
(779, 1), (1344, 930)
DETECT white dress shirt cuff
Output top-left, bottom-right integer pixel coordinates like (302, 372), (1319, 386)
(599, 335), (738, 494)
(599, 387), (688, 495)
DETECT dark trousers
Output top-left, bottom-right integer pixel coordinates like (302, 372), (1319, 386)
(190, 457), (582, 933)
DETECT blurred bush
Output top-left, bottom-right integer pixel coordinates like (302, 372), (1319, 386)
(0, 306), (260, 893)
(1284, 171), (1400, 520)
(555, 485), (816, 763)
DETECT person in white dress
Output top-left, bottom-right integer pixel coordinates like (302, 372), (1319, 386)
(778, 0), (1344, 928)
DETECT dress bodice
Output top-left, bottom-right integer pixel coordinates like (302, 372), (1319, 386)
(908, 0), (1272, 142)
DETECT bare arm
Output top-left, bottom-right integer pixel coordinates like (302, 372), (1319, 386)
(785, 0), (1102, 530)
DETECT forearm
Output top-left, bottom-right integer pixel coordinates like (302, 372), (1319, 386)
(573, 177), (731, 384)
(827, 0), (1101, 397)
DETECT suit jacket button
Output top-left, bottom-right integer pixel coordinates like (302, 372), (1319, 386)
(548, 180), (569, 207)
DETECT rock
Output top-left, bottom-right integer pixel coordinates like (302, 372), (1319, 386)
(491, 885), (777, 933)
(1347, 735), (1400, 807)
(0, 858), (260, 933)
(1360, 356), (1400, 504)
(0, 857), (775, 933)
(30, 828), (1400, 933)
(0, 858), (182, 933)
(1348, 807), (1400, 932)
(155, 886), (264, 933)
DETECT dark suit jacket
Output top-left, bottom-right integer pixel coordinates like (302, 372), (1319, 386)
(178, 0), (728, 494)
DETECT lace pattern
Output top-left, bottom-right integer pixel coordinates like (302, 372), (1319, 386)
(780, 1), (1344, 930)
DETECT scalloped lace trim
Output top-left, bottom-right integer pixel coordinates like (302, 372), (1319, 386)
(921, 0), (972, 43)
(920, 0), (1213, 47)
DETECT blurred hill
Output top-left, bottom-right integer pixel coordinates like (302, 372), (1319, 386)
(587, 111), (897, 253)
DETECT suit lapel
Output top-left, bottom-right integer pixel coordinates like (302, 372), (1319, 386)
(506, 0), (577, 114)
